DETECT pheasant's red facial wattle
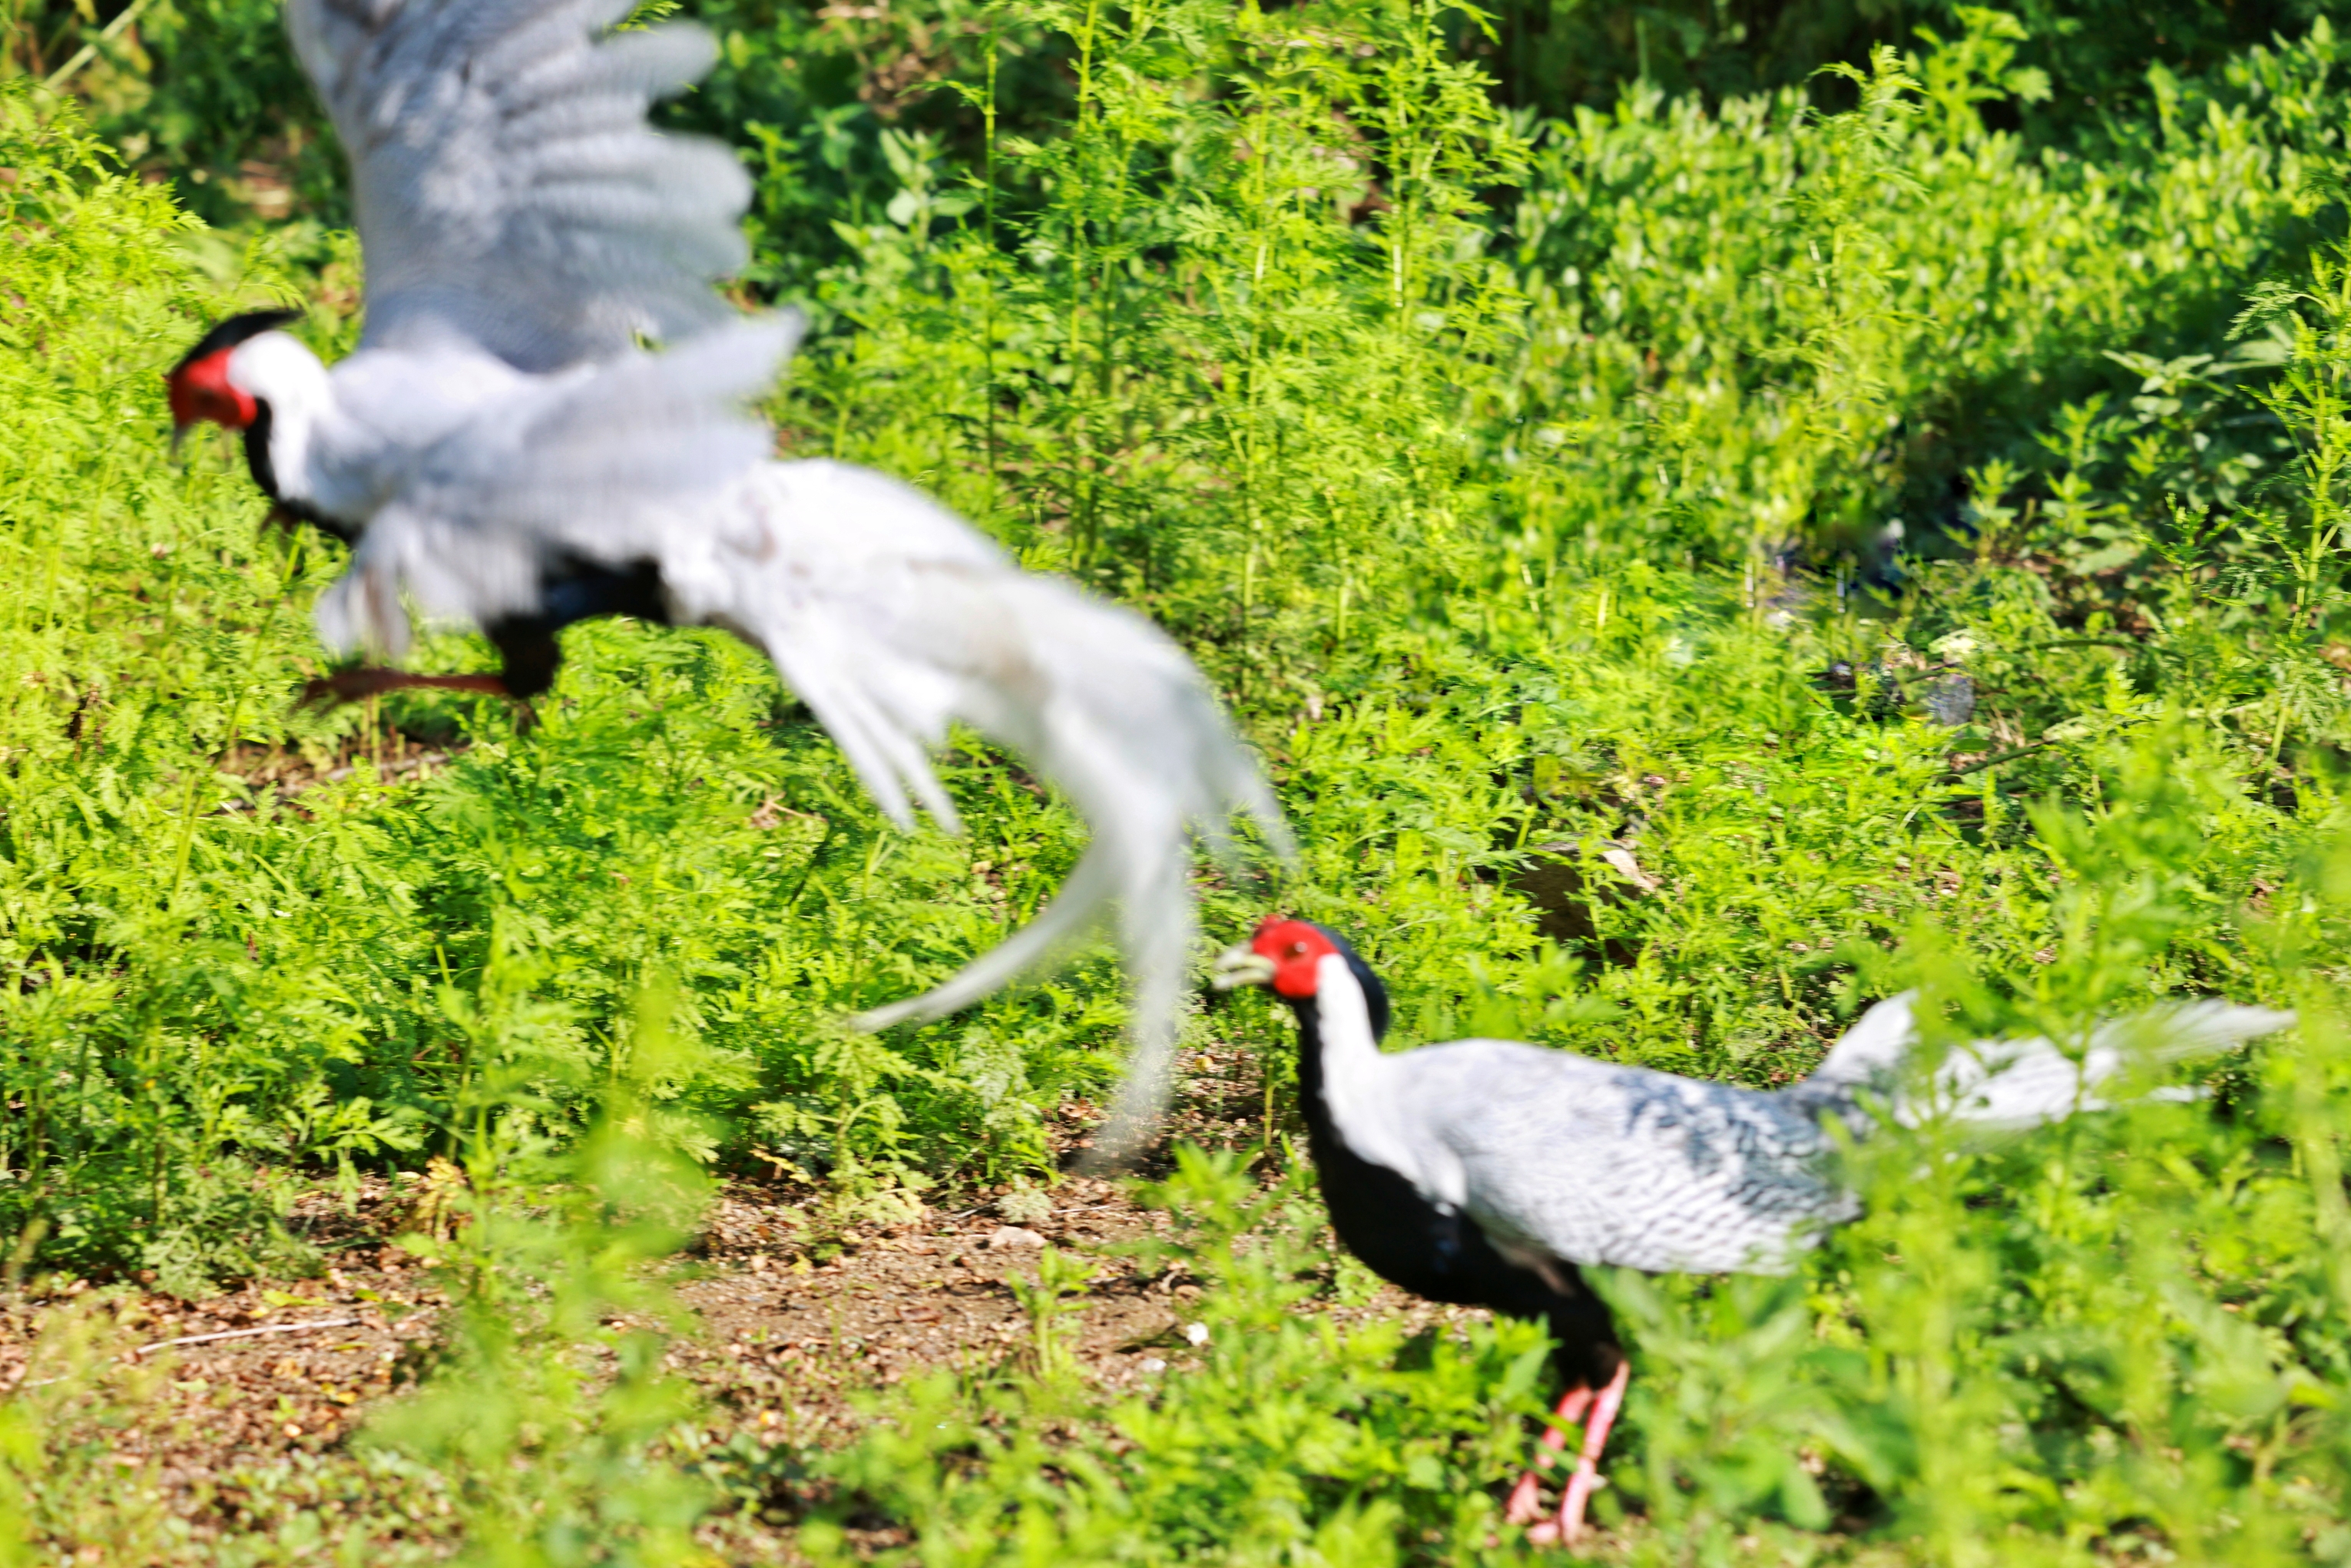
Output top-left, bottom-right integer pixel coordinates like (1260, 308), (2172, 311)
(1252, 918), (1336, 999)
(167, 350), (259, 433)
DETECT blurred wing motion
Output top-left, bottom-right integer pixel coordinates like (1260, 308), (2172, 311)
(313, 316), (803, 654)
(270, 0), (1287, 1157)
(316, 414), (1287, 1159)
(663, 461), (1290, 1161)
(288, 0), (750, 370)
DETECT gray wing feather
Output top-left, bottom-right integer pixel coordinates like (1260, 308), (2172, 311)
(289, 0), (750, 370)
(1388, 1042), (1851, 1275)
(1367, 1001), (2291, 1279)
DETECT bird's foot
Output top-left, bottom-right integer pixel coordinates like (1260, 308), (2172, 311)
(296, 667), (513, 710)
(1505, 1384), (1594, 1527)
(1503, 1470), (1548, 1527)
(1524, 1475), (1608, 1546)
(1531, 1360), (1630, 1546)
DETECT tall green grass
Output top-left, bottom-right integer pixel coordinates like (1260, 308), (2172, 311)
(8, 0), (2351, 1559)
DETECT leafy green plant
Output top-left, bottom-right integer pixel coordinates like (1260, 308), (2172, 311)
(361, 987), (720, 1568)
(17, 0), (2351, 1560)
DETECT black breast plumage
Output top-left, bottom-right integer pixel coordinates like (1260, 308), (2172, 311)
(1288, 992), (1623, 1391)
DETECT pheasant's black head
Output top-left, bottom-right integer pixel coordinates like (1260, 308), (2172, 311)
(166, 309), (301, 436)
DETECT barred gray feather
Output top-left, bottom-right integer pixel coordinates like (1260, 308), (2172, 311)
(1343, 991), (2291, 1275)
(289, 0), (750, 370)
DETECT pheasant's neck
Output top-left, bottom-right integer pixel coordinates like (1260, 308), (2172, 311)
(1292, 954), (1420, 1186)
(241, 401), (304, 498)
(229, 335), (360, 535)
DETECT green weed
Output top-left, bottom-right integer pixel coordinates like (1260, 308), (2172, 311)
(11, 2), (2351, 1560)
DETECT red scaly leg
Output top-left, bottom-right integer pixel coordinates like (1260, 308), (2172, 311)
(1530, 1358), (1630, 1546)
(1504, 1384), (1596, 1526)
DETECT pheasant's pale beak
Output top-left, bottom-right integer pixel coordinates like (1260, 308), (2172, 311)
(1211, 944), (1276, 991)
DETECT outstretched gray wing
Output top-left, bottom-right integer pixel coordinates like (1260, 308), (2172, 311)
(289, 0), (750, 371)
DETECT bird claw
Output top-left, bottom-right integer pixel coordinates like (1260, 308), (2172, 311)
(1508, 1472), (1607, 1545)
(1506, 1365), (1625, 1546)
(1521, 1485), (1607, 1548)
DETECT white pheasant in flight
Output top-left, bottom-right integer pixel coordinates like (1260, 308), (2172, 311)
(162, 0), (1285, 1156)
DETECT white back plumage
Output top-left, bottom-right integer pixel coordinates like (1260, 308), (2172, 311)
(270, 0), (1286, 1156)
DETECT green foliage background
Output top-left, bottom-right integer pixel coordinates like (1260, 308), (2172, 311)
(13, 0), (2351, 1560)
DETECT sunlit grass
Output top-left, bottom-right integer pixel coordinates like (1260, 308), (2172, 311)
(8, 2), (2351, 1558)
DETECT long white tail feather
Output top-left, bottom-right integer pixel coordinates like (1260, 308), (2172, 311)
(853, 842), (1121, 1032)
(1798, 993), (2293, 1132)
(763, 652), (922, 829)
(1802, 991), (1920, 1090)
(662, 462), (1286, 1158)
(767, 637), (960, 832)
(1914, 1001), (2293, 1130)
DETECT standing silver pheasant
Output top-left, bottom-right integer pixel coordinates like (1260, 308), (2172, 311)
(162, 0), (1285, 1155)
(1214, 917), (2292, 1543)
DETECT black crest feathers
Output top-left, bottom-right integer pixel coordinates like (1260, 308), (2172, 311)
(173, 309), (303, 375)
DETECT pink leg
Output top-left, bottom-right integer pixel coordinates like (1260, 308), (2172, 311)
(1504, 1384), (1595, 1525)
(1530, 1359), (1629, 1546)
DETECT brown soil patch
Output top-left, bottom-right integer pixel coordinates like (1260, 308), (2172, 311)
(676, 1175), (1196, 1445)
(0, 1191), (451, 1473)
(0, 1043), (1496, 1553)
(671, 1034), (1481, 1454)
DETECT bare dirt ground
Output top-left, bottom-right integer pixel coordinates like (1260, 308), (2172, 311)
(0, 1041), (1495, 1556)
(679, 1171), (1190, 1445)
